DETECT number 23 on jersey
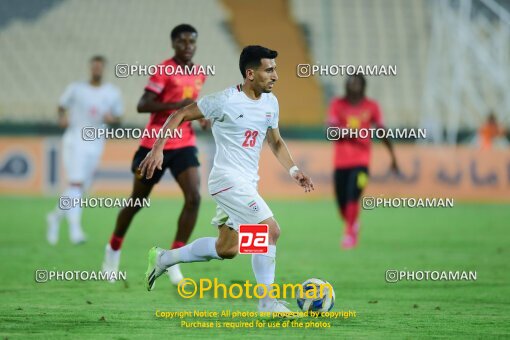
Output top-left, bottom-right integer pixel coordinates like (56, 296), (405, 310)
(242, 130), (258, 148)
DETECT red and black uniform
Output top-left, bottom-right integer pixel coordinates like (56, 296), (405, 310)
(132, 57), (206, 184)
(328, 97), (384, 229)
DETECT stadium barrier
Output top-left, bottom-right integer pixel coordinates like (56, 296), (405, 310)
(0, 137), (508, 201)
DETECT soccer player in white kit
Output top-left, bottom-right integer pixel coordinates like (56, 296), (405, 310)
(139, 46), (314, 312)
(46, 56), (123, 245)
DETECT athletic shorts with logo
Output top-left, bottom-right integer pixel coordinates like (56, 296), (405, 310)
(210, 182), (273, 231)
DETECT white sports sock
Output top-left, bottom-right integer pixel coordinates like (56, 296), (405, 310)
(159, 237), (222, 268)
(64, 186), (83, 232)
(252, 245), (277, 307)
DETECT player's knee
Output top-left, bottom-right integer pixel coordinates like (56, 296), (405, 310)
(268, 220), (281, 244)
(217, 245), (238, 259)
(120, 204), (143, 217)
(184, 191), (201, 209)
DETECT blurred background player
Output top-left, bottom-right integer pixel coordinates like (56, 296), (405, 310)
(102, 24), (208, 285)
(477, 111), (507, 150)
(46, 55), (123, 245)
(328, 74), (398, 249)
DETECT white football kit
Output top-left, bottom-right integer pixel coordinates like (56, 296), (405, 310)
(197, 85), (279, 230)
(59, 81), (123, 183)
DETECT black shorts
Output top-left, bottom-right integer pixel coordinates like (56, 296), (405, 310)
(334, 166), (369, 208)
(131, 146), (200, 185)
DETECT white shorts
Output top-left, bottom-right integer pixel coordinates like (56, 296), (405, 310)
(210, 183), (273, 231)
(62, 134), (104, 184)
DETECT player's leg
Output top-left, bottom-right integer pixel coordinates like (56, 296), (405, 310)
(66, 144), (103, 244)
(208, 185), (290, 311)
(173, 167), (201, 243)
(251, 216), (286, 312)
(342, 166), (369, 249)
(171, 147), (201, 246)
(47, 190), (66, 245)
(145, 201), (242, 291)
(335, 168), (354, 248)
(102, 147), (161, 276)
(47, 136), (76, 244)
(47, 138), (91, 245)
(144, 184), (273, 293)
(166, 147), (201, 284)
(334, 168), (349, 224)
(47, 181), (86, 245)
(65, 181), (87, 244)
(209, 185), (289, 312)
(145, 224), (231, 291)
(112, 177), (154, 242)
(102, 176), (154, 276)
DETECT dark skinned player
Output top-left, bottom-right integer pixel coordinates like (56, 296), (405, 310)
(328, 74), (399, 249)
(102, 24), (208, 284)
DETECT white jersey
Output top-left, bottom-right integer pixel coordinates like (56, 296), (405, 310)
(59, 81), (123, 143)
(197, 85), (279, 193)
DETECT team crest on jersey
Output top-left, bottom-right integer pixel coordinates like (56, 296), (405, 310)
(347, 116), (361, 129)
(248, 200), (259, 212)
(265, 112), (273, 125)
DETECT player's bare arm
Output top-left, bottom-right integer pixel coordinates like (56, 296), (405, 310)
(136, 90), (194, 113)
(266, 127), (314, 192)
(379, 125), (399, 173)
(139, 102), (203, 178)
(103, 113), (121, 125)
(382, 136), (399, 173)
(57, 106), (68, 128)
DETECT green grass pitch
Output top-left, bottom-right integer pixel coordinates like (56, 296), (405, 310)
(1, 196), (509, 339)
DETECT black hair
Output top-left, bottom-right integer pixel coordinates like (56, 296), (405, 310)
(346, 73), (366, 96)
(170, 24), (198, 41)
(90, 55), (106, 63)
(348, 74), (366, 87)
(239, 45), (278, 79)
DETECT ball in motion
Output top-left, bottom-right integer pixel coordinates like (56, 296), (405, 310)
(296, 278), (335, 312)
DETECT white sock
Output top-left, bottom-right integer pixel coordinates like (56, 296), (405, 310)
(252, 245), (276, 307)
(159, 237), (222, 268)
(64, 186), (83, 232)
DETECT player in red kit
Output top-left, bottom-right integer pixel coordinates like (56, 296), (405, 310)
(102, 24), (208, 284)
(328, 74), (399, 249)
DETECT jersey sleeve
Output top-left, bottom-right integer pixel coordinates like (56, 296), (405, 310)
(269, 96), (279, 129)
(327, 99), (340, 127)
(197, 89), (229, 121)
(144, 71), (167, 95)
(110, 88), (124, 117)
(370, 101), (384, 128)
(59, 83), (75, 109)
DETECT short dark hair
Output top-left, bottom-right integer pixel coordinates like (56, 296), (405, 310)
(346, 73), (366, 91)
(170, 24), (198, 41)
(239, 45), (278, 78)
(90, 55), (106, 63)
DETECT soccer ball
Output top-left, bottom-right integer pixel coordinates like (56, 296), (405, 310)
(296, 278), (335, 312)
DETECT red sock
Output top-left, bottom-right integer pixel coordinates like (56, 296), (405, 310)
(171, 241), (185, 249)
(345, 200), (360, 234)
(109, 234), (124, 251)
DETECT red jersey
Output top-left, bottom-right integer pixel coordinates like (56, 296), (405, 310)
(328, 97), (384, 169)
(141, 58), (206, 150)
